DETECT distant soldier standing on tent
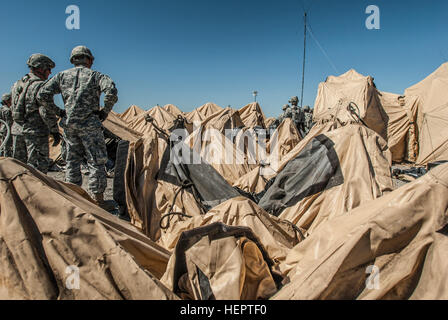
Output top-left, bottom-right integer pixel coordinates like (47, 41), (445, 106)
(10, 54), (62, 172)
(289, 96), (305, 136)
(303, 105), (314, 135)
(270, 104), (291, 130)
(0, 93), (13, 157)
(38, 46), (118, 211)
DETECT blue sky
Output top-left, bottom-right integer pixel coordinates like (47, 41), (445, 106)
(1, 0), (447, 117)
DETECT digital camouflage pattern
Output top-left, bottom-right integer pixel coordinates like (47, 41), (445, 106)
(304, 108), (313, 134)
(63, 125), (108, 193)
(0, 104), (13, 157)
(38, 64), (118, 194)
(38, 66), (118, 128)
(12, 135), (27, 163)
(24, 134), (50, 172)
(10, 72), (60, 173)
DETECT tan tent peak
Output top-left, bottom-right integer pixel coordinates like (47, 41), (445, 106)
(313, 68), (387, 139)
(326, 69), (369, 83)
(128, 105), (178, 135)
(120, 105), (145, 123)
(197, 102), (223, 114)
(404, 63), (448, 164)
(405, 62), (448, 101)
(238, 102), (267, 128)
(186, 102), (225, 124)
(162, 104), (183, 116)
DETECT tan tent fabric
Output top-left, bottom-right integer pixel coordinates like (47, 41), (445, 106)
(233, 121), (332, 193)
(120, 105), (145, 123)
(0, 158), (177, 300)
(163, 104), (183, 117)
(264, 117), (276, 128)
(233, 166), (268, 194)
(278, 124), (393, 235)
(313, 69), (388, 139)
(191, 106), (244, 134)
(266, 118), (302, 160)
(129, 105), (177, 135)
(161, 223), (279, 300)
(48, 126), (64, 161)
(185, 102), (223, 123)
(158, 197), (302, 262)
(378, 92), (418, 162)
(238, 102), (267, 128)
(405, 63), (448, 164)
(274, 163), (448, 300)
(185, 126), (255, 185)
(103, 111), (143, 142)
(125, 130), (204, 241)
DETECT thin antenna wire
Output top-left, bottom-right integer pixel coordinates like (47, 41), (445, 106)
(307, 22), (339, 74)
(300, 13), (307, 108)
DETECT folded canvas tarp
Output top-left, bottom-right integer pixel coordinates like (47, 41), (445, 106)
(157, 197), (303, 268)
(274, 162), (448, 299)
(258, 123), (393, 235)
(233, 121), (338, 194)
(125, 127), (247, 246)
(160, 222), (281, 300)
(0, 158), (177, 300)
(378, 91), (419, 162)
(313, 69), (388, 139)
(103, 111), (143, 142)
(405, 62), (448, 165)
(238, 102), (267, 128)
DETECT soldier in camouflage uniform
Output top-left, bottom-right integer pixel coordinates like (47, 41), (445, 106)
(289, 96), (305, 137)
(0, 93), (13, 157)
(10, 54), (62, 172)
(38, 46), (118, 211)
(303, 105), (313, 135)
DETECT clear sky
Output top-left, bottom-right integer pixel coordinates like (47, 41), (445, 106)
(1, 0), (447, 117)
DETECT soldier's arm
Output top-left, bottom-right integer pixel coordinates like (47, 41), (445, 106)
(37, 75), (65, 118)
(98, 73), (118, 114)
(39, 106), (59, 133)
(4, 107), (13, 127)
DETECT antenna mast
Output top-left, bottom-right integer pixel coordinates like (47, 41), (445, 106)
(300, 12), (307, 108)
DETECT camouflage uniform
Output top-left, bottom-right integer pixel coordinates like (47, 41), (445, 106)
(11, 75), (30, 164)
(38, 50), (118, 195)
(0, 93), (13, 157)
(11, 72), (60, 173)
(277, 104), (292, 124)
(303, 106), (313, 134)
